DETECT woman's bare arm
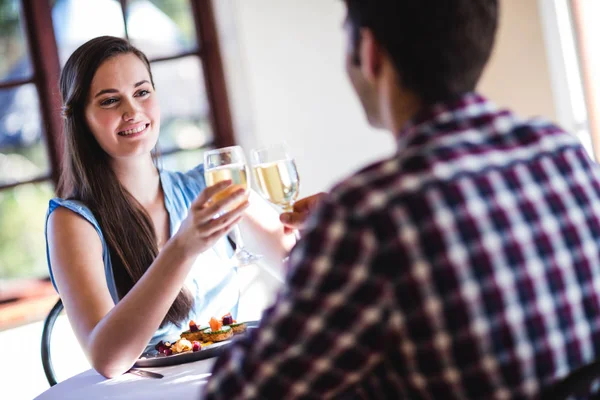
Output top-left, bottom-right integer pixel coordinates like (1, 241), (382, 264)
(47, 182), (247, 378)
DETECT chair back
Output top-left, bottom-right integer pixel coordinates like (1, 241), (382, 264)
(539, 360), (600, 399)
(41, 299), (63, 387)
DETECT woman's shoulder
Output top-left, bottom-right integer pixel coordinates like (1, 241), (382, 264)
(162, 163), (205, 186)
(49, 197), (91, 214)
(160, 164), (206, 203)
(45, 198), (114, 302)
(47, 198), (102, 232)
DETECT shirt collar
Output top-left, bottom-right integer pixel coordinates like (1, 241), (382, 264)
(396, 92), (495, 150)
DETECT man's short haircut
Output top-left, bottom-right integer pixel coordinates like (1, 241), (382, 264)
(345, 0), (499, 103)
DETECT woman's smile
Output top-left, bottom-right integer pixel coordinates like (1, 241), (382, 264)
(85, 53), (160, 158)
(117, 122), (150, 138)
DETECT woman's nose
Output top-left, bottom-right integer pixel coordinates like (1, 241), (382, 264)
(122, 100), (141, 121)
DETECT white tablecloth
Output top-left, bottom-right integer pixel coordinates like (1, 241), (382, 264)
(34, 358), (217, 400)
(34, 262), (283, 400)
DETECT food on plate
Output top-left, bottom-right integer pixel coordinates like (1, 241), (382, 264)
(155, 340), (173, 356)
(209, 316), (223, 332)
(171, 338), (193, 354)
(180, 320), (207, 342)
(192, 341), (202, 352)
(219, 312), (246, 334)
(202, 325), (233, 342)
(229, 322), (247, 334)
(222, 313), (234, 326)
(189, 320), (201, 332)
(150, 313), (249, 357)
(181, 313), (247, 344)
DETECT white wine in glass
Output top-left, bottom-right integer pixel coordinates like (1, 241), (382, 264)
(204, 146), (261, 266)
(205, 164), (249, 190)
(252, 159), (299, 212)
(251, 143), (300, 214)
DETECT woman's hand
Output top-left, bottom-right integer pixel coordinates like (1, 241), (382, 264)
(173, 180), (250, 258)
(279, 192), (327, 234)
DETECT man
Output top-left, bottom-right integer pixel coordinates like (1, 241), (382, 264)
(204, 0), (600, 398)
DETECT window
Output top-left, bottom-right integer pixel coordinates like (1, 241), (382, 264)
(538, 0), (597, 160)
(570, 0), (600, 160)
(0, 0), (235, 327)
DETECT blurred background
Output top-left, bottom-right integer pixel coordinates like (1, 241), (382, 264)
(1, 0), (599, 398)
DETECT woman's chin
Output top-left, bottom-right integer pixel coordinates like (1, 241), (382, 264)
(111, 144), (159, 161)
(120, 138), (159, 158)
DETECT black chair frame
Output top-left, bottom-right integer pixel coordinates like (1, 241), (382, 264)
(539, 360), (600, 399)
(41, 298), (63, 387)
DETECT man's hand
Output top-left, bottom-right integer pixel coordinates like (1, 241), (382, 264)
(280, 193), (327, 234)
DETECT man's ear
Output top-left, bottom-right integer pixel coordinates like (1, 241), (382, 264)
(359, 28), (382, 83)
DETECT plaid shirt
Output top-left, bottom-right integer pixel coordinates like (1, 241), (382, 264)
(203, 93), (600, 399)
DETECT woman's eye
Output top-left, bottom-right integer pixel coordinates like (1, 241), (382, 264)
(100, 98), (118, 106)
(137, 89), (151, 97)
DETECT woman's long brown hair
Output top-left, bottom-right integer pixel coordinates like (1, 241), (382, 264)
(57, 36), (193, 327)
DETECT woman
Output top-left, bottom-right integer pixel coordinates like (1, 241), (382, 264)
(45, 36), (293, 378)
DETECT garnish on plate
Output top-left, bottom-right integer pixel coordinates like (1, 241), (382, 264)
(155, 340), (173, 356)
(151, 312), (250, 356)
(171, 338), (193, 354)
(202, 324), (233, 342)
(180, 320), (206, 342)
(220, 312), (247, 334)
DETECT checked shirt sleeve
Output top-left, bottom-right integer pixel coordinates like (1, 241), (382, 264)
(203, 196), (394, 399)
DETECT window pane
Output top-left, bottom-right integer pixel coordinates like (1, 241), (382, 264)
(0, 84), (50, 186)
(127, 0), (197, 59)
(52, 0), (126, 66)
(0, 181), (54, 280)
(151, 56), (213, 152)
(161, 148), (209, 173)
(0, 0), (33, 82)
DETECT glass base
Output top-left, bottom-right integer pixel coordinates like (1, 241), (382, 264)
(233, 248), (263, 267)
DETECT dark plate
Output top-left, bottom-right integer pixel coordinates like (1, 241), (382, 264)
(134, 321), (259, 368)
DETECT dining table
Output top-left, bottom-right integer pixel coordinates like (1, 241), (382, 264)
(33, 261), (283, 400)
(34, 357), (217, 400)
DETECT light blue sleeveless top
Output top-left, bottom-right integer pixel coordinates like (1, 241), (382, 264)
(44, 164), (240, 352)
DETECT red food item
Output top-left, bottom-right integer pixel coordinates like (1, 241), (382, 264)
(189, 320), (199, 332)
(209, 317), (223, 332)
(164, 348), (172, 356)
(157, 345), (166, 354)
(154, 340), (164, 351)
(222, 315), (233, 325)
(192, 341), (201, 352)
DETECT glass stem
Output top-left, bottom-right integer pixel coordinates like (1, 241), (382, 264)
(232, 224), (245, 253)
(229, 223), (261, 266)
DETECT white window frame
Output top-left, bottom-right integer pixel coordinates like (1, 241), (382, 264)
(537, 0), (594, 159)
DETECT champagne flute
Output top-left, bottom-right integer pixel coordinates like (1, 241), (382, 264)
(250, 143), (301, 236)
(204, 146), (262, 266)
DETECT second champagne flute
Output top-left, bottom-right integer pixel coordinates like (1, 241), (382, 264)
(251, 143), (301, 243)
(203, 145), (262, 266)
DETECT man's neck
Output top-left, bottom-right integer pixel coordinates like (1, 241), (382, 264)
(385, 97), (423, 138)
(377, 68), (423, 137)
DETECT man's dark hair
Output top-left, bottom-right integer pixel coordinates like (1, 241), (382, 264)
(345, 0), (499, 103)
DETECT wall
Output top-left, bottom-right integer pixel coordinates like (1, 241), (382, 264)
(479, 0), (557, 121)
(216, 0), (558, 196)
(215, 0), (394, 196)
